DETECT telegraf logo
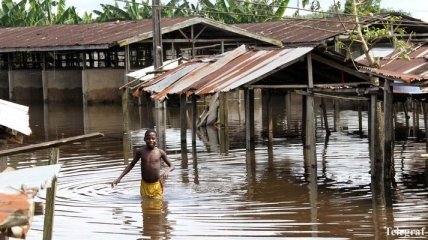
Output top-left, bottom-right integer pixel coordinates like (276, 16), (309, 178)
(386, 227), (426, 237)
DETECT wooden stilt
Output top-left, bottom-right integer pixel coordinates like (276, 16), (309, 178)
(219, 93), (229, 154)
(285, 91), (292, 134)
(304, 54), (317, 168)
(403, 101), (410, 139)
(358, 101), (363, 136)
(192, 95), (197, 144)
(191, 94), (197, 158)
(180, 94), (187, 144)
(383, 80), (394, 180)
(370, 94), (377, 178)
(423, 103), (428, 151)
(412, 101), (417, 137)
(245, 88), (255, 151)
(416, 102), (420, 138)
(267, 90), (273, 142)
(333, 99), (340, 132)
(320, 98), (330, 136)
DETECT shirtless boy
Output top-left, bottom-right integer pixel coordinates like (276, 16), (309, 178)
(111, 129), (174, 199)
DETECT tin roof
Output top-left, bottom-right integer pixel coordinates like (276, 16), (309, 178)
(0, 17), (282, 52)
(359, 44), (428, 83)
(137, 45), (313, 101)
(235, 14), (427, 46)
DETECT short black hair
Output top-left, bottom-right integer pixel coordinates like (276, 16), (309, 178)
(144, 129), (157, 139)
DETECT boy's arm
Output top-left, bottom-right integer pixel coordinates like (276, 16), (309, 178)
(111, 151), (140, 187)
(160, 149), (174, 179)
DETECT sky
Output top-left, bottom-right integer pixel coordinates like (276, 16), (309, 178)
(66, 0), (428, 22)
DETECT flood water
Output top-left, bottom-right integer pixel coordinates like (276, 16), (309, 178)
(4, 93), (428, 239)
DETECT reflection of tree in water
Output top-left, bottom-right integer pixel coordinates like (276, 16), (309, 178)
(140, 199), (170, 240)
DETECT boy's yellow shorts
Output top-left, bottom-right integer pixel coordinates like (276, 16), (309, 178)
(140, 180), (163, 199)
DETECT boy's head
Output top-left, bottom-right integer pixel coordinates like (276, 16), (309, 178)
(144, 129), (157, 149)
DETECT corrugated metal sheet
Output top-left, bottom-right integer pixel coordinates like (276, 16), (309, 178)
(139, 45), (313, 101)
(0, 17), (282, 52)
(0, 17), (192, 51)
(235, 14), (425, 46)
(0, 100), (31, 135)
(359, 44), (428, 83)
(235, 16), (360, 45)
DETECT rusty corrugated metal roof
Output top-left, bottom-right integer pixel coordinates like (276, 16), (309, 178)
(235, 16), (361, 46)
(235, 14), (426, 46)
(138, 45), (312, 101)
(0, 17), (282, 52)
(359, 44), (428, 83)
(0, 17), (192, 51)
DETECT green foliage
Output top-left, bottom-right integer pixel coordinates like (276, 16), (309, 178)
(0, 0), (82, 27)
(198, 0), (290, 24)
(344, 0), (381, 14)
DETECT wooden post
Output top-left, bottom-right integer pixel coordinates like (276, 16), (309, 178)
(370, 94), (378, 178)
(81, 51), (88, 104)
(358, 101), (363, 136)
(42, 52), (48, 103)
(180, 94), (187, 144)
(122, 46), (131, 162)
(219, 93), (228, 128)
(267, 90), (273, 142)
(285, 91), (292, 133)
(383, 80), (393, 180)
(305, 54), (316, 168)
(219, 92), (229, 154)
(424, 103), (428, 151)
(152, 0), (163, 69)
(245, 88), (255, 151)
(191, 94), (197, 146)
(43, 147), (59, 240)
(320, 98), (330, 136)
(412, 101), (417, 138)
(416, 102), (421, 138)
(333, 99), (340, 132)
(192, 94), (198, 159)
(7, 53), (13, 101)
(403, 100), (410, 139)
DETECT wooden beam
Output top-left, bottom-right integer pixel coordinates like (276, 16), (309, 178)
(0, 133), (103, 157)
(312, 54), (370, 81)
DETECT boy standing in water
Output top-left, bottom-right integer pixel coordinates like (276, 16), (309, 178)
(111, 129), (174, 199)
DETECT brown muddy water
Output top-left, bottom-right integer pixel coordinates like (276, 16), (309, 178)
(4, 94), (428, 239)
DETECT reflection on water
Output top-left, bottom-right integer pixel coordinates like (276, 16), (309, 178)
(4, 94), (428, 239)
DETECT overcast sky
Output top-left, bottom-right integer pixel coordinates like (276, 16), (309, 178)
(66, 0), (427, 22)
